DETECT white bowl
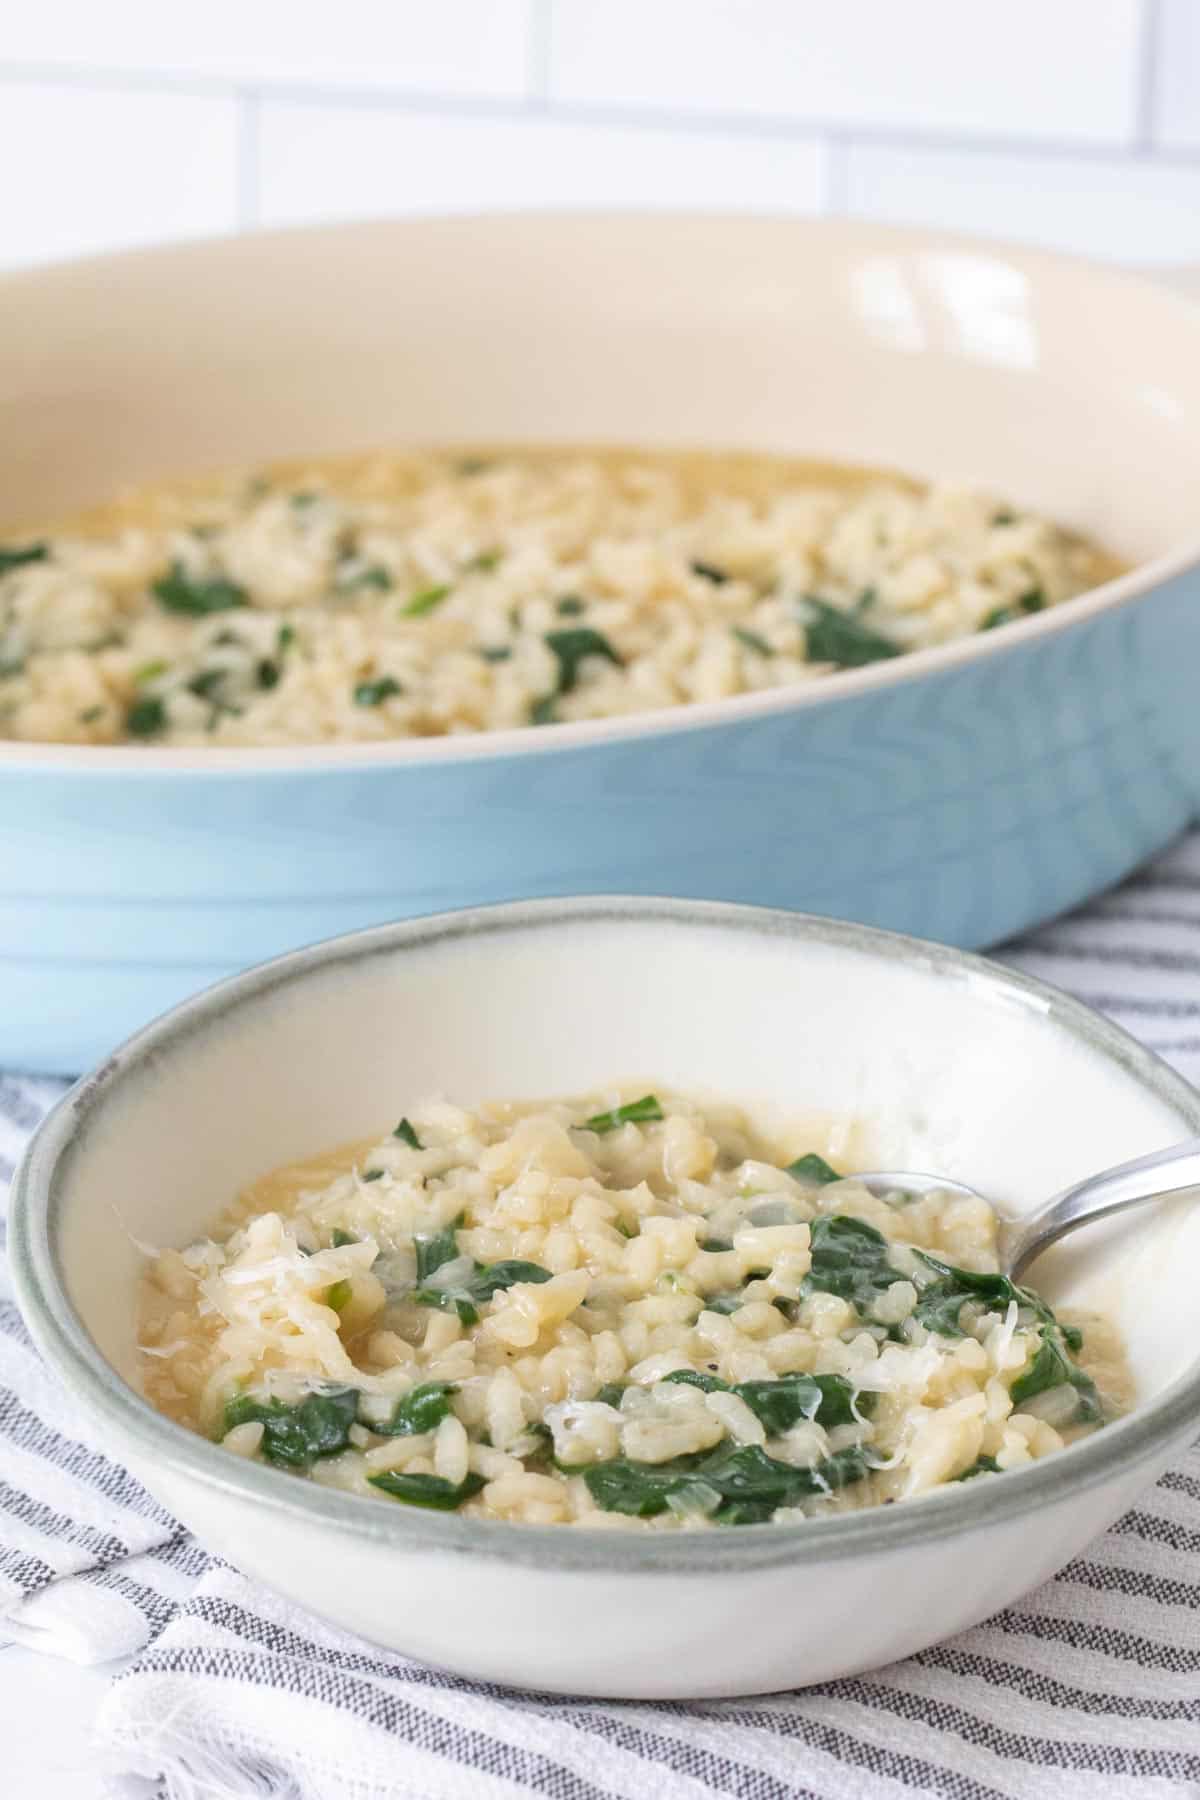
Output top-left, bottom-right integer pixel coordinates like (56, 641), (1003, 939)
(12, 898), (1200, 1697)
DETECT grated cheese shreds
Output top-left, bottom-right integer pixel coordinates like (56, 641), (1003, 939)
(138, 1089), (1132, 1528)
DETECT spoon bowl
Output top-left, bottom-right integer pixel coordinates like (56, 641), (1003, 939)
(855, 1139), (1200, 1281)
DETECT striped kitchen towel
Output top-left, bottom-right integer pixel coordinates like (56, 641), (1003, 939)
(3, 834), (1200, 1798)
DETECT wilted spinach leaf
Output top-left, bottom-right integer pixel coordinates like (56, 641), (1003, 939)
(402, 584), (451, 617)
(153, 563), (249, 615)
(981, 587), (1045, 631)
(1010, 1333), (1102, 1423)
(222, 1386), (359, 1468)
(954, 1454), (1001, 1481)
(338, 562), (392, 594)
(732, 626), (773, 656)
(532, 627), (624, 723)
(913, 1253), (1082, 1351)
(353, 676), (402, 706)
(703, 1292), (747, 1315)
(414, 1255), (553, 1326)
(801, 598), (900, 668)
(785, 1152), (841, 1186)
(126, 695), (167, 737)
(659, 1370), (725, 1394)
(468, 1260), (555, 1301)
(583, 1440), (873, 1521)
(802, 1214), (900, 1313)
(414, 1286), (480, 1326)
(584, 1095), (663, 1134)
(738, 1373), (867, 1432)
(0, 542), (48, 576)
(374, 1381), (458, 1437)
(368, 1470), (484, 1509)
(912, 1251), (1099, 1424)
(414, 1214), (463, 1284)
(661, 1368), (868, 1433)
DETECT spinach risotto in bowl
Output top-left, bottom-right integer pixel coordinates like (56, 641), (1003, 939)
(140, 1090), (1131, 1527)
(1, 448), (1117, 747)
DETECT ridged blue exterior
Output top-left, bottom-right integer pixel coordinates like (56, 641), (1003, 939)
(8, 572), (1200, 1072)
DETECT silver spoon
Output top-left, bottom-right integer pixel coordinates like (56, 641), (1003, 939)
(852, 1139), (1200, 1282)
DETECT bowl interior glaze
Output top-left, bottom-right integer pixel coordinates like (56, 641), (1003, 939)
(6, 214), (1200, 565)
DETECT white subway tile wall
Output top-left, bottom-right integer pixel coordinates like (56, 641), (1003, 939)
(845, 144), (1200, 261)
(1154, 0), (1200, 150)
(546, 0), (1145, 145)
(1, 84), (239, 269)
(1, 0), (1198, 270)
(257, 104), (827, 224)
(0, 0), (534, 95)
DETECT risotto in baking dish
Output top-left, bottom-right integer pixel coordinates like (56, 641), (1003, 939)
(0, 447), (1117, 747)
(139, 1089), (1131, 1528)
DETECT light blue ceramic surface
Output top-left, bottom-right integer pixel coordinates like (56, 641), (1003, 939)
(4, 216), (1200, 1072)
(10, 573), (1200, 1073)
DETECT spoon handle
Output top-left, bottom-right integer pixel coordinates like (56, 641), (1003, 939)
(1004, 1136), (1200, 1280)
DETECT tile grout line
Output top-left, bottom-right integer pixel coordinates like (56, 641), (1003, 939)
(4, 57), (1200, 169)
(526, 0), (553, 108)
(1134, 0), (1164, 151)
(8, 65), (1200, 191)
